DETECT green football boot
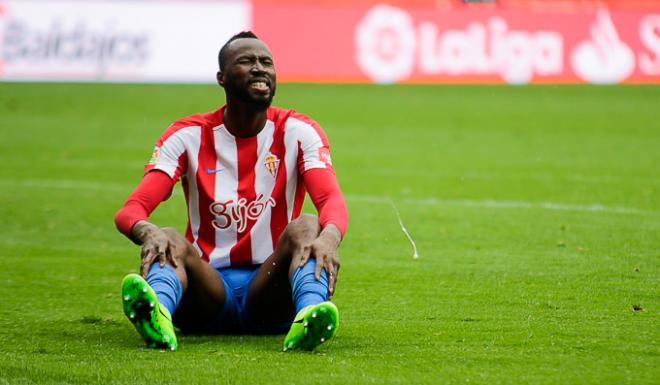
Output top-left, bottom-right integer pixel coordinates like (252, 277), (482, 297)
(121, 273), (177, 351)
(283, 301), (338, 351)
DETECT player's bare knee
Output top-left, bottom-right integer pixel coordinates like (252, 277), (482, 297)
(161, 227), (194, 264)
(279, 214), (320, 247)
(289, 214), (320, 234)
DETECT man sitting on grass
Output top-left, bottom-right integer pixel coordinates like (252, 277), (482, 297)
(114, 31), (348, 351)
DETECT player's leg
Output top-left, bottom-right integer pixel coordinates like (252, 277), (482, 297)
(156, 228), (227, 330)
(245, 214), (337, 350)
(245, 214), (320, 327)
(122, 227), (226, 349)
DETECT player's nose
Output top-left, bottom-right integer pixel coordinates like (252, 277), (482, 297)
(250, 61), (266, 74)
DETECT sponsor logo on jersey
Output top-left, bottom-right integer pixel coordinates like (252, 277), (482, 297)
(148, 146), (160, 165)
(264, 152), (280, 177)
(205, 168), (224, 174)
(209, 194), (276, 232)
(319, 147), (332, 166)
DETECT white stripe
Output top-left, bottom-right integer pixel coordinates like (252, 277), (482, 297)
(283, 122), (300, 221)
(251, 121), (276, 263)
(0, 179), (653, 216)
(208, 125), (239, 268)
(182, 126), (203, 258)
(286, 116), (327, 172)
(153, 126), (199, 178)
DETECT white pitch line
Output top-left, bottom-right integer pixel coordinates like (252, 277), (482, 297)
(0, 179), (129, 192)
(346, 194), (649, 215)
(369, 169), (659, 185)
(0, 179), (184, 196)
(0, 178), (653, 215)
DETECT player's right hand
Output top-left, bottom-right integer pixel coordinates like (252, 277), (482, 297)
(132, 221), (179, 277)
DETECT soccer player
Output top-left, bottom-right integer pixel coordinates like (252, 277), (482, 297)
(114, 31), (348, 351)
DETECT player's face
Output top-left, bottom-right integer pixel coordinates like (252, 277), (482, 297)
(219, 39), (276, 109)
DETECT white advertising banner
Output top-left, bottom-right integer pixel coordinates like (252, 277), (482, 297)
(0, 0), (251, 82)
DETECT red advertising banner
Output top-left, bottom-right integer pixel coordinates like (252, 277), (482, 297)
(254, 2), (660, 84)
(1, 0), (659, 84)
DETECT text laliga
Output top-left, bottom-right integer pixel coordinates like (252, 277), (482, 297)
(355, 5), (564, 84)
(210, 194), (276, 233)
(417, 18), (562, 83)
(356, 5), (660, 83)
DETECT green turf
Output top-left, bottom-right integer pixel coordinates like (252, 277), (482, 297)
(0, 83), (658, 385)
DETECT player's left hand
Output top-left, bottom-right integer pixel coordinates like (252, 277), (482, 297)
(299, 225), (342, 297)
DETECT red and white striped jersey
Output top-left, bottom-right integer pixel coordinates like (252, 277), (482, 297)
(145, 106), (334, 268)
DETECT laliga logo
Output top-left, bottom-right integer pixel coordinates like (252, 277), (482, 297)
(355, 4), (563, 84)
(571, 9), (635, 84)
(210, 194), (276, 233)
(355, 4), (416, 84)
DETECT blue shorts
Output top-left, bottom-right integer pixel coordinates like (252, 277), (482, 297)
(213, 266), (260, 333)
(208, 265), (291, 334)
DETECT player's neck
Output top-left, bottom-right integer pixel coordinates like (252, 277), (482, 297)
(223, 101), (268, 138)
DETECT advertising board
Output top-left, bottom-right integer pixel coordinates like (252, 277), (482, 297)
(1, 0), (658, 84)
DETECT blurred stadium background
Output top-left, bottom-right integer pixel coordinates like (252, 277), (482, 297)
(1, 0), (660, 85)
(1, 1), (658, 384)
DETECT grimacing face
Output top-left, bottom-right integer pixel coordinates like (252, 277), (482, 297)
(219, 38), (276, 109)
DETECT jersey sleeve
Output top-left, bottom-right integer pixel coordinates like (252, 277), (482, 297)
(114, 170), (176, 243)
(304, 168), (348, 237)
(289, 113), (334, 174)
(144, 122), (190, 181)
(287, 112), (347, 236)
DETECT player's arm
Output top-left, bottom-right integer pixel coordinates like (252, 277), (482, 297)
(116, 121), (191, 276)
(290, 114), (348, 295)
(115, 169), (182, 277)
(299, 167), (348, 297)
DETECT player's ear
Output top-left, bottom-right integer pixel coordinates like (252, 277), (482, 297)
(217, 71), (225, 88)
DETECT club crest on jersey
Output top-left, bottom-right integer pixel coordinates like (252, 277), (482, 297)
(319, 147), (332, 166)
(264, 152), (280, 177)
(148, 146), (160, 165)
(210, 194), (276, 233)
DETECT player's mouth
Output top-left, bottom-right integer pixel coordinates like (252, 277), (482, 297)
(248, 79), (270, 93)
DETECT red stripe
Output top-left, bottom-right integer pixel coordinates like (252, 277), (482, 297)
(269, 108), (291, 250)
(195, 125), (217, 262)
(181, 177), (193, 244)
(291, 141), (307, 218)
(171, 152), (188, 184)
(291, 181), (306, 220)
(229, 137), (259, 266)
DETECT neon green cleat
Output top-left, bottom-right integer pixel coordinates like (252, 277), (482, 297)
(121, 273), (177, 351)
(283, 301), (338, 351)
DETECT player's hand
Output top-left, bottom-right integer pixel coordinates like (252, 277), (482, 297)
(299, 224), (342, 297)
(132, 221), (179, 278)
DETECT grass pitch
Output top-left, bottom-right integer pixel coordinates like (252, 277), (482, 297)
(0, 83), (658, 385)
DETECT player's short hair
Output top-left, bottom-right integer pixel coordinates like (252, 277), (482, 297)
(218, 31), (260, 71)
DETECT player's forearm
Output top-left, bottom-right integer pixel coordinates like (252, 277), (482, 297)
(131, 220), (161, 245)
(319, 223), (342, 248)
(304, 168), (349, 237)
(115, 201), (149, 241)
(114, 170), (175, 243)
